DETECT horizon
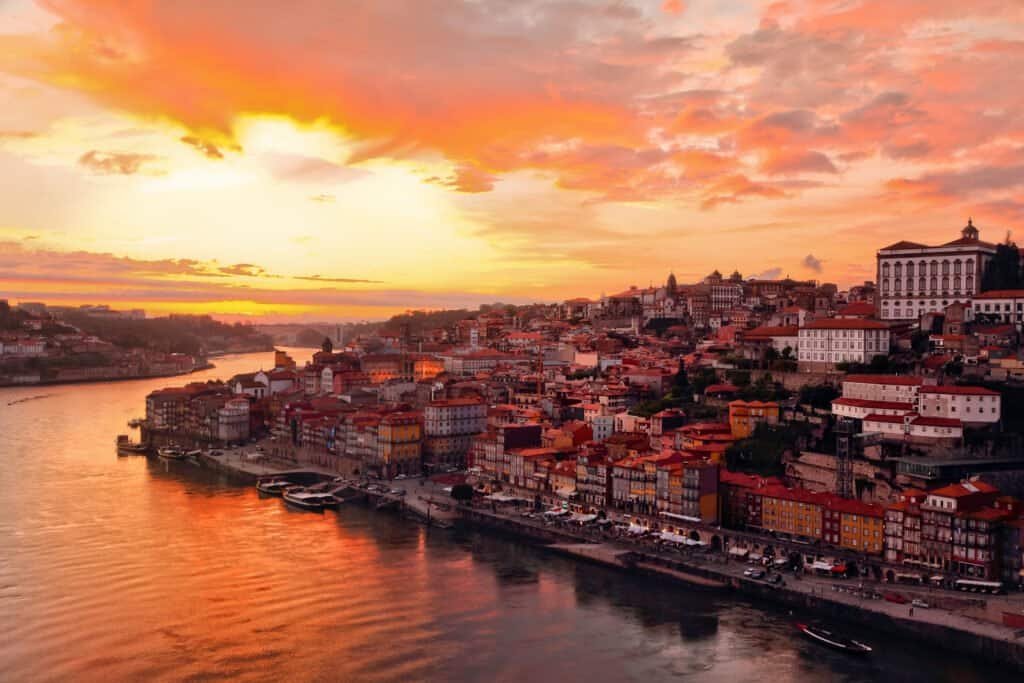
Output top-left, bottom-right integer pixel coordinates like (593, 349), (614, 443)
(2, 1), (1023, 322)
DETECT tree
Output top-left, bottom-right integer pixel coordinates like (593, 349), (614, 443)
(798, 383), (839, 409)
(981, 240), (1022, 291)
(321, 336), (334, 354)
(450, 483), (474, 502)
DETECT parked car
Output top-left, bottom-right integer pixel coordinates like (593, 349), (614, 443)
(911, 599), (930, 609)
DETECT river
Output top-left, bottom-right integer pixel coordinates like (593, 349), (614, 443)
(0, 349), (1001, 681)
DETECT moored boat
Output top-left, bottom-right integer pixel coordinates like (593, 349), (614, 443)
(116, 434), (147, 455)
(256, 478), (296, 496)
(282, 488), (339, 511)
(157, 447), (187, 461)
(796, 623), (872, 655)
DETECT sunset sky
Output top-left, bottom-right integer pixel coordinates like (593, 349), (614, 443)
(2, 0), (1023, 321)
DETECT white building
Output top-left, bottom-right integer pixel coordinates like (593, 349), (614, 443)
(971, 289), (1024, 330)
(917, 385), (1001, 425)
(862, 414), (963, 440)
(876, 219), (995, 321)
(797, 319), (890, 371)
(217, 398), (251, 442)
(831, 375), (1001, 439)
(840, 374), (925, 404)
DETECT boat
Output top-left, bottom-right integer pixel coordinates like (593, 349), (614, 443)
(282, 488), (340, 511)
(157, 447), (187, 461)
(796, 623), (872, 655)
(256, 478), (296, 496)
(116, 434), (147, 455)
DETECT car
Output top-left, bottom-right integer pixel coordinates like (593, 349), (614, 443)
(394, 474), (407, 480)
(911, 599), (930, 609)
(750, 569), (766, 579)
(743, 567), (758, 577)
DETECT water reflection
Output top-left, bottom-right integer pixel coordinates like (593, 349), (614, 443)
(0, 349), (1009, 682)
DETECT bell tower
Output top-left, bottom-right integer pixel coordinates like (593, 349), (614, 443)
(961, 217), (979, 241)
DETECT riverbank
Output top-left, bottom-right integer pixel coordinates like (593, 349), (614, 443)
(456, 504), (1024, 672)
(0, 360), (216, 388)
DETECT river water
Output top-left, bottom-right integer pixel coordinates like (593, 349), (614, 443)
(0, 349), (1000, 681)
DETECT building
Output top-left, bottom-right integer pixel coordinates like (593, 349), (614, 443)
(916, 385), (1001, 425)
(972, 289), (1024, 330)
(760, 485), (824, 542)
(920, 480), (999, 574)
(728, 400), (779, 439)
(216, 398), (251, 443)
(797, 319), (890, 371)
(876, 219), (995, 321)
(376, 411), (422, 478)
(422, 398), (487, 470)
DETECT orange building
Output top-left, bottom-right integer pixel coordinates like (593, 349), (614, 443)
(728, 400), (780, 439)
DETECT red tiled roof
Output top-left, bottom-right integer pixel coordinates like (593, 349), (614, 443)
(704, 383), (739, 394)
(919, 385), (999, 396)
(837, 301), (876, 316)
(743, 325), (799, 338)
(863, 413), (906, 424)
(929, 480), (999, 498)
(844, 374), (923, 386)
(879, 240), (928, 250)
(802, 318), (889, 330)
(911, 416), (962, 428)
(972, 289), (1024, 299)
(833, 397), (914, 411)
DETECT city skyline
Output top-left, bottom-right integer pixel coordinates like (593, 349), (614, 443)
(2, 1), (1024, 321)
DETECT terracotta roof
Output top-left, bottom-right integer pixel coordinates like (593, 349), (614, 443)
(704, 383), (739, 394)
(802, 318), (889, 330)
(972, 289), (1024, 299)
(833, 397), (914, 411)
(743, 325), (799, 338)
(929, 480), (999, 498)
(919, 385), (999, 396)
(837, 301), (876, 316)
(880, 240), (927, 250)
(844, 374), (923, 386)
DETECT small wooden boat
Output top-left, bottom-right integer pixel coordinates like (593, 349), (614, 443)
(256, 478), (295, 496)
(796, 623), (872, 655)
(157, 447), (187, 461)
(283, 488), (340, 511)
(116, 434), (147, 455)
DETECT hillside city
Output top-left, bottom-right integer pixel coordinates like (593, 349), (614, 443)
(126, 219), (1024, 592)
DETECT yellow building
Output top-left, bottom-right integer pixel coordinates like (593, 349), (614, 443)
(760, 486), (823, 540)
(827, 499), (885, 555)
(728, 400), (780, 439)
(378, 412), (422, 478)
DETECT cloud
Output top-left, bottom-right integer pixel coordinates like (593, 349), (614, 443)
(218, 263), (265, 277)
(0, 130), (38, 140)
(802, 254), (822, 273)
(180, 135), (225, 159)
(760, 149), (837, 175)
(78, 150), (162, 175)
(751, 267), (783, 280)
(702, 174), (786, 210)
(264, 153), (370, 183)
(661, 0), (685, 15)
(292, 274), (382, 284)
(309, 193), (335, 203)
(425, 164), (497, 193)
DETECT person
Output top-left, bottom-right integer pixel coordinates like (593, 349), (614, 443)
(909, 606), (914, 617)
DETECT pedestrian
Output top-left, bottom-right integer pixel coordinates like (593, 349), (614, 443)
(909, 607), (914, 617)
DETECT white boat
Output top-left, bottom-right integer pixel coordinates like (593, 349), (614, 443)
(256, 479), (295, 496)
(157, 447), (187, 461)
(796, 623), (872, 655)
(283, 488), (340, 511)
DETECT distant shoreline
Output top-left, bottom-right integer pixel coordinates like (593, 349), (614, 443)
(0, 361), (216, 389)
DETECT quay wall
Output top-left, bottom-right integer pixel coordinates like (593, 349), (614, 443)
(457, 507), (1024, 672)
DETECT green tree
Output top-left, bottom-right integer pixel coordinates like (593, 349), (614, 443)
(981, 239), (1022, 291)
(450, 483), (474, 502)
